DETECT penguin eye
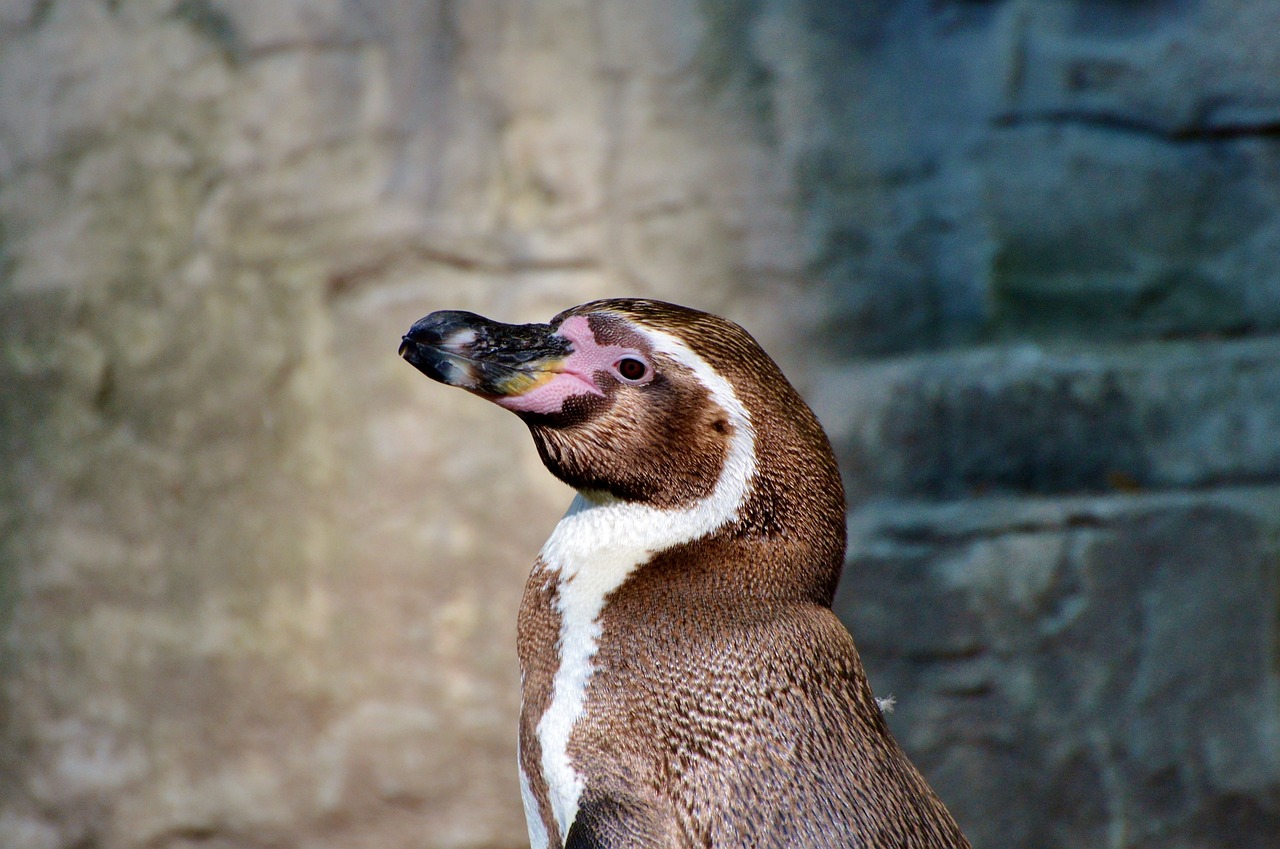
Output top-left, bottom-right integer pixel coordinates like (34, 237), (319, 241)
(614, 357), (650, 383)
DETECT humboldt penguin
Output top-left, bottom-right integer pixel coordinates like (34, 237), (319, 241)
(399, 299), (970, 849)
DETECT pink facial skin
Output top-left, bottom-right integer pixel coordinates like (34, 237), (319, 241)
(493, 315), (651, 415)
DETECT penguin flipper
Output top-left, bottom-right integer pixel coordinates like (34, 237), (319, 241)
(562, 816), (610, 849)
(564, 794), (673, 849)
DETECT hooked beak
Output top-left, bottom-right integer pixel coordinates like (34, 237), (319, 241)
(399, 310), (574, 400)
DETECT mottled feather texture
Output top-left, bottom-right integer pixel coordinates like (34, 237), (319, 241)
(403, 299), (971, 849)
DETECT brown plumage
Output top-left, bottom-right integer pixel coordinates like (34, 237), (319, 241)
(400, 298), (971, 849)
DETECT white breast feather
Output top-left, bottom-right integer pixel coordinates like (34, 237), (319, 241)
(530, 327), (758, 842)
(519, 755), (551, 849)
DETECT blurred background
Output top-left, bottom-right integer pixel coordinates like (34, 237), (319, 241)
(2, 1), (1278, 847)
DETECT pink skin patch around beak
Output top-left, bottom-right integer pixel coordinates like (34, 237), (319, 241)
(493, 315), (649, 415)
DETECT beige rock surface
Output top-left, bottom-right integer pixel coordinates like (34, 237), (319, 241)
(5, 2), (1280, 849)
(0, 3), (808, 848)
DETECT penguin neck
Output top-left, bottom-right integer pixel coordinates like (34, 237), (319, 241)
(527, 409), (845, 838)
(535, 355), (848, 605)
(542, 454), (846, 610)
(540, 478), (750, 601)
(730, 428), (849, 606)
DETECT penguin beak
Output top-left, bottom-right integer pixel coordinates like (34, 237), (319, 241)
(399, 310), (574, 399)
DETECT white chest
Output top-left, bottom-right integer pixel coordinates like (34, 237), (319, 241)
(527, 465), (758, 839)
(532, 493), (679, 841)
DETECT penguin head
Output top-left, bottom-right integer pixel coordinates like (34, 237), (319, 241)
(402, 299), (846, 575)
(401, 299), (752, 507)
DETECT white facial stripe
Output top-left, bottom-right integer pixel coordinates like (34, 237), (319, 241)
(531, 325), (758, 840)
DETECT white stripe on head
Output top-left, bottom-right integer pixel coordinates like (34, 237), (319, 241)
(531, 325), (758, 840)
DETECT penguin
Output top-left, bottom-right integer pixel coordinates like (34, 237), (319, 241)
(399, 299), (971, 849)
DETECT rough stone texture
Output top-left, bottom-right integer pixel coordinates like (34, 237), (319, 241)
(794, 3), (1280, 844)
(816, 338), (1280, 500)
(0, 3), (806, 848)
(2, 1), (1280, 849)
(752, 0), (1280, 353)
(838, 490), (1280, 849)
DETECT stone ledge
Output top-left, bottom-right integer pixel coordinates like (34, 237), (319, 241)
(815, 337), (1280, 500)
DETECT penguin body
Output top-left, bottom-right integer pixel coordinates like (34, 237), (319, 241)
(400, 299), (970, 849)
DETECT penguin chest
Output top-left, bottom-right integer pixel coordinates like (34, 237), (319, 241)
(516, 561), (563, 849)
(513, 409), (756, 846)
(515, 542), (644, 846)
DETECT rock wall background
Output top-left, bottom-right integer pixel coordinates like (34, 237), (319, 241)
(1, 2), (1276, 848)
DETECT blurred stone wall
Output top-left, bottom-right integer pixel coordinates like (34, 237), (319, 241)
(0, 2), (1277, 849)
(0, 2), (806, 848)
(792, 2), (1280, 847)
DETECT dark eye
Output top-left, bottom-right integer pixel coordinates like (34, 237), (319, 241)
(615, 357), (649, 382)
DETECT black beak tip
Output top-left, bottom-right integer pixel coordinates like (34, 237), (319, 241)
(399, 310), (496, 387)
(399, 311), (464, 368)
(398, 333), (428, 364)
(399, 336), (455, 384)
